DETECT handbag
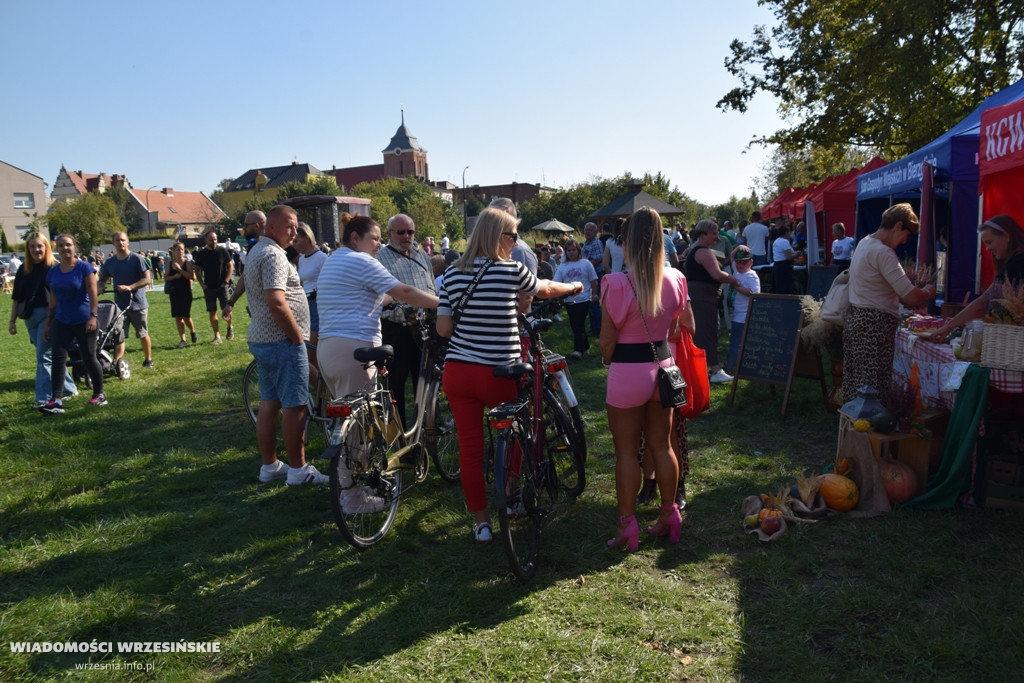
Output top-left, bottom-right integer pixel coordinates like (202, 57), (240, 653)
(819, 269), (850, 326)
(674, 327), (710, 419)
(15, 272), (45, 319)
(15, 299), (31, 319)
(624, 275), (687, 409)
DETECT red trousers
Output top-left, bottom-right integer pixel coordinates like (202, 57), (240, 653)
(442, 360), (519, 512)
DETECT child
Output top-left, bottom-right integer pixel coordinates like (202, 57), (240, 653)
(725, 246), (760, 373)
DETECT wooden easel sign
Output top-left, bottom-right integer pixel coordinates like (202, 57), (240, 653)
(727, 294), (804, 416)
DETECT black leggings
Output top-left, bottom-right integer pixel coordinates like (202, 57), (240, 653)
(51, 319), (103, 399)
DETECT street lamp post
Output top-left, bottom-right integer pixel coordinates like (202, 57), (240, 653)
(145, 185), (157, 233)
(462, 166), (469, 236)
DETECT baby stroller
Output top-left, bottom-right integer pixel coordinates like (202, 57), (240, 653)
(69, 299), (131, 387)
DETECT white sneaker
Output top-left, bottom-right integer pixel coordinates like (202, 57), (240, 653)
(258, 460), (289, 483)
(286, 463), (329, 486)
(342, 486), (386, 513)
(569, 351), (583, 360)
(709, 369), (734, 384)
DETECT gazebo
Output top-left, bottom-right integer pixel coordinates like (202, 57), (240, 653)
(587, 182), (685, 222)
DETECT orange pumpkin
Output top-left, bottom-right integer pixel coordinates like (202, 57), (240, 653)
(819, 473), (859, 511)
(758, 507), (783, 520)
(879, 458), (918, 504)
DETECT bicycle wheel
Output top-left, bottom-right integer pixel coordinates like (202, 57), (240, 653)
(329, 404), (404, 549)
(242, 360), (259, 427)
(424, 378), (460, 483)
(542, 387), (586, 498)
(494, 428), (541, 582)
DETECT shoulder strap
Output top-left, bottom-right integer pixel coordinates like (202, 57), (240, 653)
(452, 259), (494, 327)
(386, 244), (432, 275)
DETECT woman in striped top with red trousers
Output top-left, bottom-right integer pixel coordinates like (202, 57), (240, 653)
(436, 207), (582, 543)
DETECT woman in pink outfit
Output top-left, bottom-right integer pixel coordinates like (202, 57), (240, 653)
(600, 207), (690, 551)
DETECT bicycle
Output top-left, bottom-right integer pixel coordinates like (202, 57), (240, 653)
(241, 342), (338, 447)
(488, 312), (587, 581)
(325, 336), (454, 549)
(525, 298), (587, 489)
(408, 309), (459, 483)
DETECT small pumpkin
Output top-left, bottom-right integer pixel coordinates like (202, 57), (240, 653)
(879, 458), (918, 504)
(759, 507), (783, 521)
(819, 473), (859, 511)
(853, 419), (871, 432)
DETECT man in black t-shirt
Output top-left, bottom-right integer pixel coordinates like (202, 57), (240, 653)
(193, 230), (234, 343)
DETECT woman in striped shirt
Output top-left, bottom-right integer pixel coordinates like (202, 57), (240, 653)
(437, 207), (581, 543)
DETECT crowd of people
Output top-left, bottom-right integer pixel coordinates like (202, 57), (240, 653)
(9, 199), (1020, 550)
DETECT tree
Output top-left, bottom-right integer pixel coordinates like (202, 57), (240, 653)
(276, 175), (342, 201)
(209, 178), (234, 212)
(755, 145), (876, 201)
(718, 1), (1024, 159)
(46, 193), (125, 254)
(517, 172), (703, 239)
(104, 184), (142, 233)
(348, 177), (461, 244)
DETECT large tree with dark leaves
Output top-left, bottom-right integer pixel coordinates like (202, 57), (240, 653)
(718, 0), (1024, 158)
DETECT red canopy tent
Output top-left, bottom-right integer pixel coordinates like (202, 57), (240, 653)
(977, 98), (1024, 289)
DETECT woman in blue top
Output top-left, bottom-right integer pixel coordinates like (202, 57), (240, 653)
(8, 233), (79, 406)
(41, 234), (105, 414)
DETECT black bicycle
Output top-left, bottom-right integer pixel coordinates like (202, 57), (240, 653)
(489, 313), (587, 581)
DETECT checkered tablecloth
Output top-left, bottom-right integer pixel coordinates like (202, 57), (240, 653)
(893, 330), (1024, 410)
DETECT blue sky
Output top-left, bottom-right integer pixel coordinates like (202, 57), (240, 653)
(1, 0), (785, 206)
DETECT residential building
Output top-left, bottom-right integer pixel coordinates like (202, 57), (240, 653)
(51, 166), (129, 201)
(218, 162), (325, 217)
(130, 187), (227, 238)
(0, 160), (49, 245)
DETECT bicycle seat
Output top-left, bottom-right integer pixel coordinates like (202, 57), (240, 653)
(354, 345), (394, 365)
(494, 362), (534, 378)
(531, 318), (553, 333)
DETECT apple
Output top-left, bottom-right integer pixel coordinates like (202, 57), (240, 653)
(760, 516), (782, 535)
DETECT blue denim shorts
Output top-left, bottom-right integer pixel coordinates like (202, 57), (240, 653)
(248, 339), (309, 408)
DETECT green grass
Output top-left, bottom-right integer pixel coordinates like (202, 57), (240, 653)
(2, 290), (1023, 682)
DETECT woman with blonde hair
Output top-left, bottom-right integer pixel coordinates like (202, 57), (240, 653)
(437, 207), (581, 543)
(601, 207), (690, 551)
(8, 233), (78, 405)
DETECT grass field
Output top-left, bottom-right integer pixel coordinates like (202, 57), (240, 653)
(2, 286), (1023, 682)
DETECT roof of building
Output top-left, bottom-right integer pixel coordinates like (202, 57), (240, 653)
(587, 183), (685, 219)
(64, 168), (129, 195)
(381, 111), (426, 154)
(227, 162), (323, 192)
(130, 187), (226, 224)
(329, 164), (386, 190)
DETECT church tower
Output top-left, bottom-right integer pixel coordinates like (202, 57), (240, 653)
(382, 110), (428, 181)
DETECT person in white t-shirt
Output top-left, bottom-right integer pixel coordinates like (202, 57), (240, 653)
(743, 211), (770, 265)
(830, 222), (855, 269)
(724, 246), (761, 373)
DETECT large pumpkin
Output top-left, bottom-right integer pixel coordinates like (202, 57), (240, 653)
(879, 458), (917, 504)
(819, 473), (859, 511)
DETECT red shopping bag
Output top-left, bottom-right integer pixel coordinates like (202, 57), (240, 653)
(674, 328), (710, 419)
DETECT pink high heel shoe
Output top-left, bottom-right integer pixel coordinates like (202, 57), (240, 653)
(606, 515), (639, 552)
(647, 503), (682, 543)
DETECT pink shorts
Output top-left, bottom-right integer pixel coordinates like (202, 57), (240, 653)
(606, 361), (664, 408)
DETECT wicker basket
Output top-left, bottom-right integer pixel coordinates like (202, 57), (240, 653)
(981, 323), (1024, 372)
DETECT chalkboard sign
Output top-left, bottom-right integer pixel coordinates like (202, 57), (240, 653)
(807, 265), (842, 300)
(728, 294), (804, 415)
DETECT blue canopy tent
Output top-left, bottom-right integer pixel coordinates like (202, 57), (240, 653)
(856, 77), (1024, 304)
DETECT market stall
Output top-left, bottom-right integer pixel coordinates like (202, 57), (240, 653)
(856, 77), (1024, 304)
